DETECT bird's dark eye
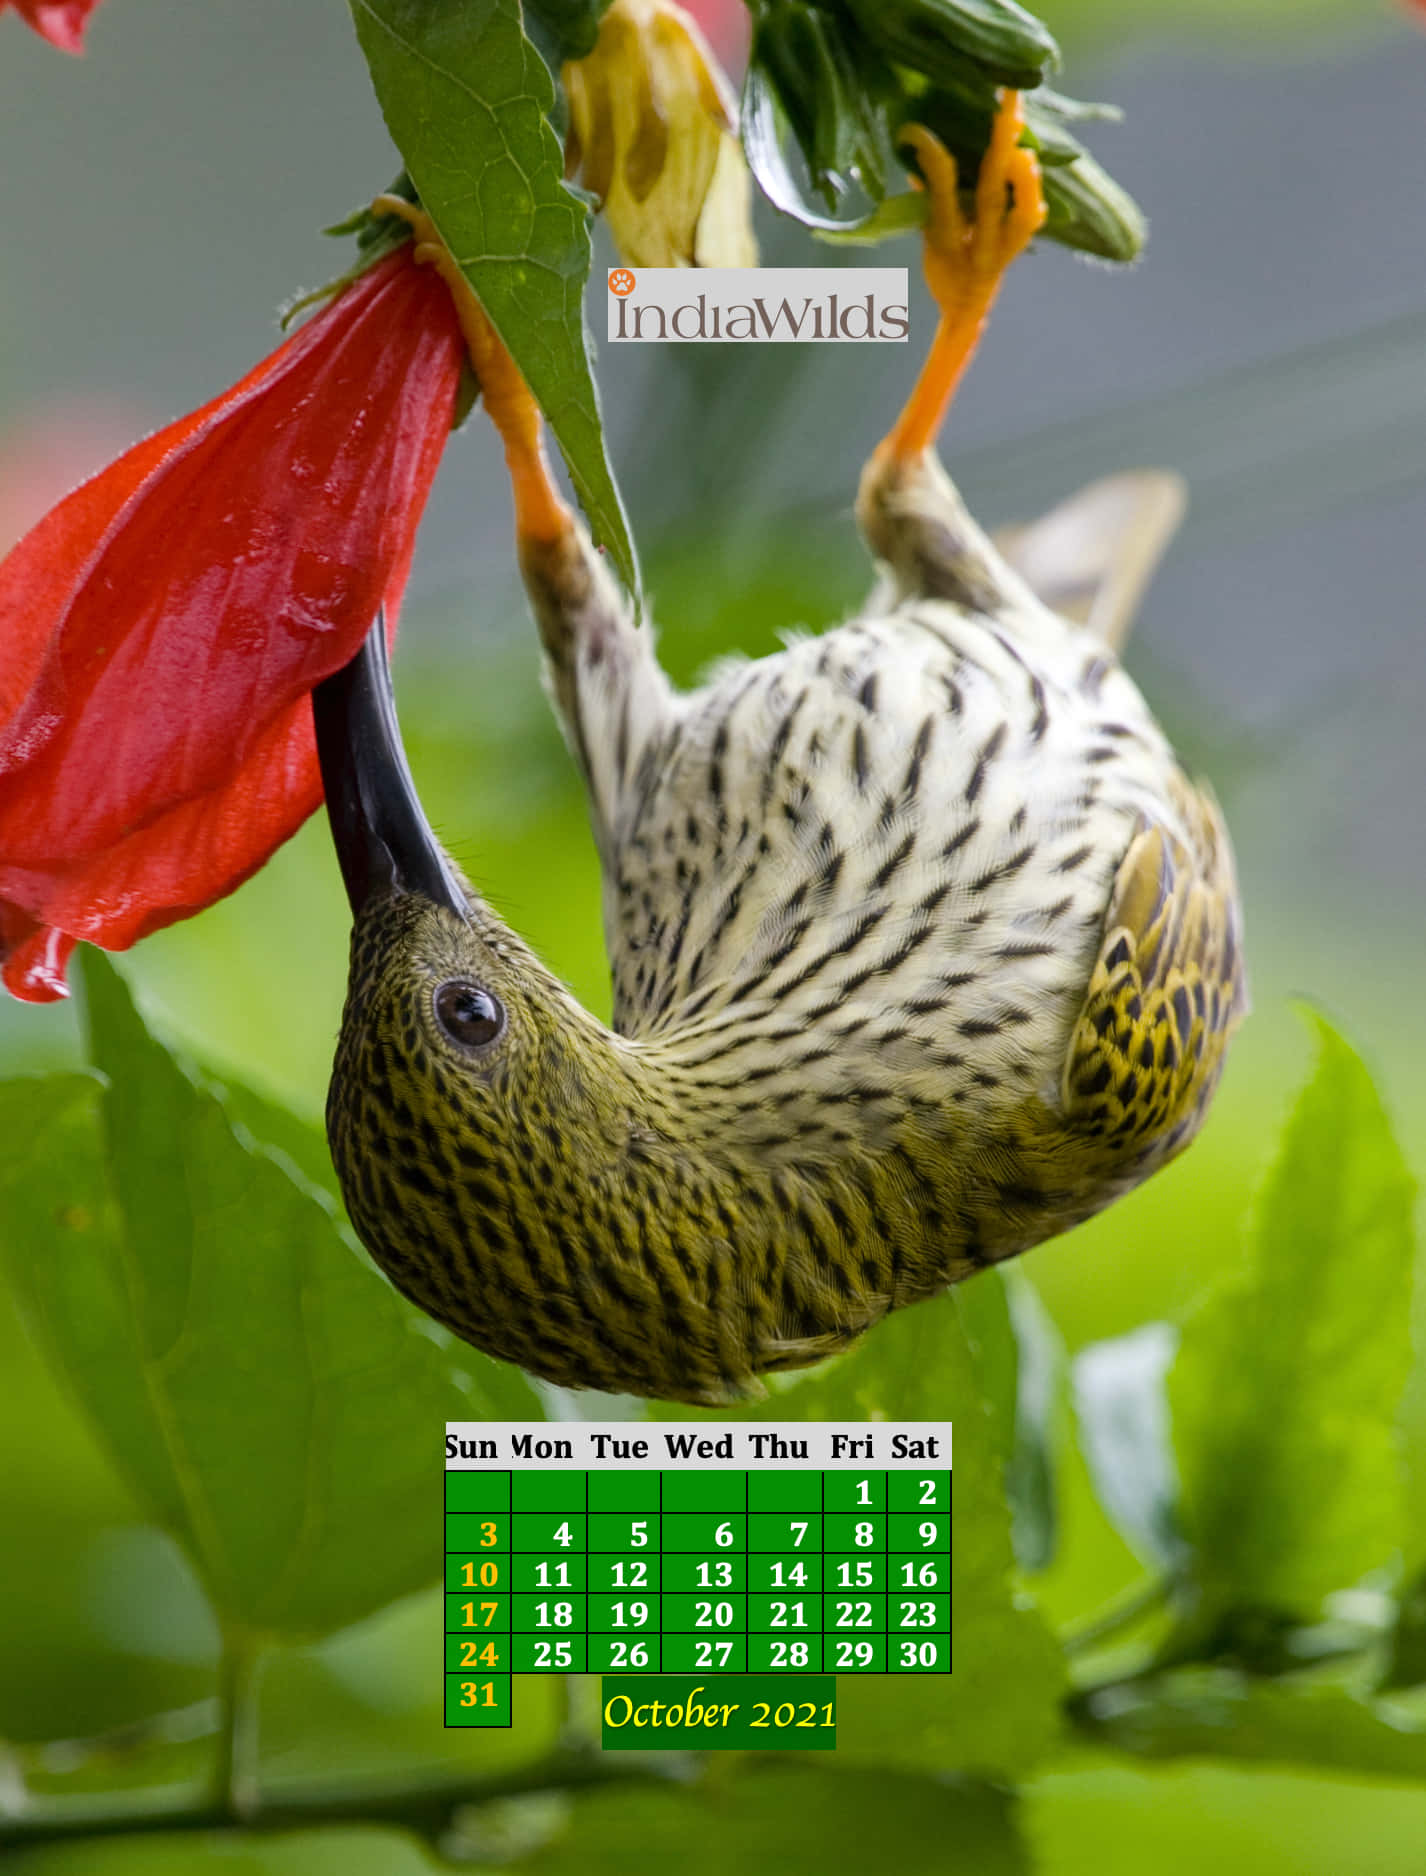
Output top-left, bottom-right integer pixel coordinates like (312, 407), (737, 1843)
(433, 979), (506, 1051)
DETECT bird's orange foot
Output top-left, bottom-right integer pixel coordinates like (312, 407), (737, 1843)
(372, 194), (571, 546)
(876, 92), (1046, 466)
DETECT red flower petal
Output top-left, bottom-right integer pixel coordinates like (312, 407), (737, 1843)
(2, 0), (103, 53)
(0, 247), (465, 1001)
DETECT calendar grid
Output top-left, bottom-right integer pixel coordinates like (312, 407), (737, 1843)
(444, 1422), (951, 1727)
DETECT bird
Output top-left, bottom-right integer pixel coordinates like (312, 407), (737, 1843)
(312, 90), (1246, 1407)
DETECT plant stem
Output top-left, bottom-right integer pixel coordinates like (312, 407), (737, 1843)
(1061, 1576), (1172, 1657)
(17, 1701), (219, 1777)
(0, 1748), (681, 1851)
(212, 1631), (264, 1820)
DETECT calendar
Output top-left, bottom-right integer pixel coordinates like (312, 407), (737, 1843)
(445, 1420), (951, 1743)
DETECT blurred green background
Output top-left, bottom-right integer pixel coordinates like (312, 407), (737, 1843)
(2, 0), (1424, 1869)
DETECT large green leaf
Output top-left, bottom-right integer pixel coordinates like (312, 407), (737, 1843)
(511, 1765), (1030, 1875)
(1385, 1221), (1426, 1687)
(1072, 1669), (1426, 1781)
(0, 955), (539, 1642)
(659, 1289), (1065, 1776)
(349, 0), (639, 599)
(958, 1266), (1064, 1573)
(1169, 1014), (1417, 1626)
(1072, 1322), (1186, 1574)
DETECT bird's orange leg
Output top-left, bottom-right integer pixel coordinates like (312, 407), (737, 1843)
(873, 91), (1046, 467)
(372, 196), (572, 548)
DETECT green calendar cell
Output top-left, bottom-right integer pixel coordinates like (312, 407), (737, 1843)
(444, 1634), (507, 1672)
(661, 1553), (742, 1593)
(444, 1591), (509, 1634)
(510, 1633), (587, 1672)
(660, 1474), (745, 1514)
(749, 1513), (822, 1552)
(446, 1471), (510, 1513)
(890, 1554), (945, 1592)
(444, 1421), (952, 1734)
(749, 1554), (821, 1592)
(748, 1633), (822, 1672)
(588, 1512), (661, 1552)
(822, 1471), (884, 1513)
(826, 1594), (886, 1634)
(444, 1673), (511, 1726)
(659, 1632), (747, 1673)
(587, 1471), (662, 1514)
(889, 1512), (949, 1552)
(511, 1592), (586, 1635)
(661, 1513), (746, 1552)
(589, 1633), (660, 1672)
(587, 1553), (661, 1592)
(444, 1554), (508, 1594)
(826, 1635), (887, 1672)
(890, 1593), (950, 1632)
(747, 1471), (823, 1514)
(509, 1553), (587, 1592)
(660, 1593), (747, 1633)
(445, 1512), (507, 1552)
(512, 1471), (586, 1514)
(888, 1470), (951, 1513)
(748, 1593), (822, 1635)
(824, 1512), (886, 1552)
(826, 1555), (886, 1592)
(512, 1512), (587, 1552)
(587, 1594), (659, 1633)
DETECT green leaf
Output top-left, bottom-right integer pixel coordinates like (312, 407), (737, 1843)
(514, 1765), (1030, 1875)
(958, 1267), (1064, 1572)
(1169, 1013), (1417, 1627)
(1384, 1311), (1426, 1688)
(1073, 1668), (1426, 1781)
(0, 955), (539, 1642)
(745, 0), (1145, 260)
(844, 0), (1060, 93)
(1389, 1166), (1426, 1684)
(348, 0), (639, 599)
(1073, 1322), (1186, 1574)
(812, 192), (929, 245)
(1385, 1569), (1426, 1691)
(660, 1291), (1065, 1776)
(527, 0), (615, 63)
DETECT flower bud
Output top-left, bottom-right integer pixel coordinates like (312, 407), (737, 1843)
(842, 0), (1058, 92)
(564, 0), (758, 267)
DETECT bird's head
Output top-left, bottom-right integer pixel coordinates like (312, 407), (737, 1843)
(310, 618), (686, 1391)
(311, 609), (622, 1133)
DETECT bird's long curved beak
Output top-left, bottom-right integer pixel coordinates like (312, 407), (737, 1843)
(311, 610), (467, 919)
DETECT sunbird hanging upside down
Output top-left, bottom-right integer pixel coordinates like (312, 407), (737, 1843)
(313, 92), (1246, 1406)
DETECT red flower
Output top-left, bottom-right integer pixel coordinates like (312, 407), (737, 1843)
(0, 246), (466, 1001)
(1, 0), (103, 53)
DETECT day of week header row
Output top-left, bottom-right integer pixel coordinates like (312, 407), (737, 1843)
(445, 1422), (951, 1470)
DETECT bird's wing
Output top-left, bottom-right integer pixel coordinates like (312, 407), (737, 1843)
(1060, 775), (1247, 1160)
(993, 470), (1186, 653)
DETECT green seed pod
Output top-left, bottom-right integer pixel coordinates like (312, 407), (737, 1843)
(1036, 138), (1146, 262)
(750, 0), (895, 206)
(840, 0), (1059, 93)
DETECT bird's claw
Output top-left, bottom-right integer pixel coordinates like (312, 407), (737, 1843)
(372, 195), (570, 547)
(871, 92), (1045, 467)
(899, 95), (1045, 323)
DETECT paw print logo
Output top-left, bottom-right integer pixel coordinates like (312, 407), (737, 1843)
(609, 268), (637, 297)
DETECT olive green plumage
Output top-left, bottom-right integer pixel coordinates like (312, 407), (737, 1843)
(321, 447), (1246, 1405)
